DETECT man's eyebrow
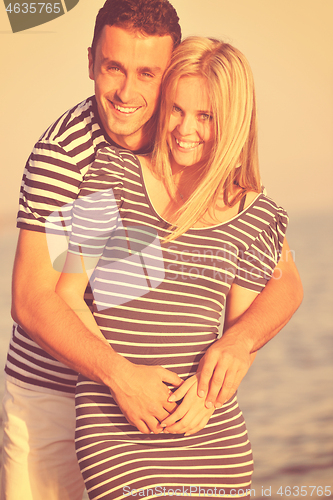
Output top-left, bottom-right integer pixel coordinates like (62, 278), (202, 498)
(101, 58), (124, 70)
(138, 66), (163, 75)
(101, 59), (163, 75)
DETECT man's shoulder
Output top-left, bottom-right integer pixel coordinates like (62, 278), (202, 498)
(38, 96), (99, 148)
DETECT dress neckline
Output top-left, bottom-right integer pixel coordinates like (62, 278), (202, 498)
(135, 155), (262, 232)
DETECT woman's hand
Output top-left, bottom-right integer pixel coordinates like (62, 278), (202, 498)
(160, 375), (215, 436)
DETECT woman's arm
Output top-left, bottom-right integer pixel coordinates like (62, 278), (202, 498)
(55, 252), (105, 339)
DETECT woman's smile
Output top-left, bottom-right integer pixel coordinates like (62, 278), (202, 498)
(167, 76), (213, 171)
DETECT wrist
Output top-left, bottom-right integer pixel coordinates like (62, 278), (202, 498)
(91, 345), (132, 389)
(221, 322), (255, 353)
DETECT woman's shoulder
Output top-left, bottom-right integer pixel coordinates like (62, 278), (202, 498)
(253, 191), (288, 221)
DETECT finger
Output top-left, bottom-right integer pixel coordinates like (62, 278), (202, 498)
(163, 411), (194, 434)
(144, 414), (170, 434)
(165, 406), (212, 435)
(215, 368), (243, 407)
(163, 400), (179, 414)
(130, 418), (151, 434)
(160, 400), (190, 427)
(160, 367), (183, 387)
(153, 403), (175, 423)
(168, 377), (196, 402)
(197, 361), (215, 398)
(205, 366), (227, 408)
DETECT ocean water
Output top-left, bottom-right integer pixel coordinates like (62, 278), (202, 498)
(0, 210), (332, 499)
(237, 211), (333, 498)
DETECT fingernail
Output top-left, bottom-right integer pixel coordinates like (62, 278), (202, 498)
(160, 423), (167, 427)
(198, 390), (205, 398)
(168, 395), (176, 402)
(215, 402), (222, 408)
(206, 401), (213, 408)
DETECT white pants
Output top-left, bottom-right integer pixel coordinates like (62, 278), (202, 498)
(0, 378), (85, 500)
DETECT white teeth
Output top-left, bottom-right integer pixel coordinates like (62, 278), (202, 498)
(114, 104), (138, 114)
(175, 138), (201, 149)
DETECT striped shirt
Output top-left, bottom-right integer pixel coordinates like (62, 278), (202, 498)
(69, 147), (288, 499)
(5, 97), (151, 395)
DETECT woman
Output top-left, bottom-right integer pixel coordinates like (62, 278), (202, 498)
(56, 38), (288, 499)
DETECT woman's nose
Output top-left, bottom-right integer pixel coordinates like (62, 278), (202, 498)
(177, 115), (195, 136)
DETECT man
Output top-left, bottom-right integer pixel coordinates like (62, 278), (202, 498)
(1, 1), (303, 499)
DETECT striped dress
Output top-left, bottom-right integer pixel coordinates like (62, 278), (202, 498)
(68, 147), (288, 500)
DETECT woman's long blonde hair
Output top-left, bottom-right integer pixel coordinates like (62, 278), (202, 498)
(151, 36), (261, 242)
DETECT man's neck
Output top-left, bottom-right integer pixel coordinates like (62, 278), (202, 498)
(92, 96), (154, 154)
(108, 128), (151, 153)
(111, 117), (156, 154)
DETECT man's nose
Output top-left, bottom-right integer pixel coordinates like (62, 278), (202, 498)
(115, 74), (137, 103)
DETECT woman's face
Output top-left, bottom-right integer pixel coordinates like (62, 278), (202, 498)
(167, 76), (214, 173)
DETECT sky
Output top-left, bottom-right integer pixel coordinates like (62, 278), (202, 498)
(1, 0), (332, 230)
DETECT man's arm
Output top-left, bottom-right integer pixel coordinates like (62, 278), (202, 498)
(196, 238), (303, 408)
(11, 229), (181, 433)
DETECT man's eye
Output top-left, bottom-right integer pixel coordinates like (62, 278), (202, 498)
(142, 72), (154, 78)
(108, 66), (121, 72)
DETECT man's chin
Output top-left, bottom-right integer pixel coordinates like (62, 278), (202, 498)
(104, 122), (147, 149)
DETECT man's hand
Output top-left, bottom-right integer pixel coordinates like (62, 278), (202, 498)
(191, 280), (260, 409)
(195, 337), (255, 408)
(110, 360), (183, 434)
(161, 375), (215, 436)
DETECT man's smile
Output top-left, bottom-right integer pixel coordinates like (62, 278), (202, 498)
(111, 101), (141, 115)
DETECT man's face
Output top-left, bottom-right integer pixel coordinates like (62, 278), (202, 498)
(89, 25), (173, 151)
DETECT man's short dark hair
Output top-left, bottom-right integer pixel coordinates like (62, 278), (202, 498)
(91, 0), (181, 60)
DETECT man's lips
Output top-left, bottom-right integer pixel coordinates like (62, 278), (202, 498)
(110, 101), (141, 115)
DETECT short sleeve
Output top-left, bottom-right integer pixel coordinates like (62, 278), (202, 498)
(234, 203), (288, 292)
(17, 140), (83, 233)
(17, 97), (98, 233)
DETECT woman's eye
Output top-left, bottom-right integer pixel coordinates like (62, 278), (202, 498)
(201, 113), (213, 121)
(172, 106), (182, 114)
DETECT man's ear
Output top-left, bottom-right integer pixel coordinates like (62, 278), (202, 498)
(88, 47), (94, 81)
